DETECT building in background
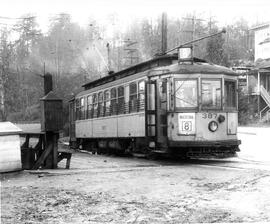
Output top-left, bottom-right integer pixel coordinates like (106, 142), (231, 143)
(244, 23), (270, 122)
(253, 23), (270, 62)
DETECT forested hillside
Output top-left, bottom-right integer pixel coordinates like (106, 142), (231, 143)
(0, 13), (255, 124)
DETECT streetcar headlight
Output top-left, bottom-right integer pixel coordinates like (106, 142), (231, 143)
(208, 121), (218, 132)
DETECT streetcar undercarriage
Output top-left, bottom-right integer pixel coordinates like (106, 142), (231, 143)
(72, 137), (241, 159)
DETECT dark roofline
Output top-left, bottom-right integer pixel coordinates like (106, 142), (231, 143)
(82, 54), (178, 89)
(82, 54), (208, 90)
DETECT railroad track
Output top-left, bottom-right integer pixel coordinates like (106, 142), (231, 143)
(62, 150), (270, 173)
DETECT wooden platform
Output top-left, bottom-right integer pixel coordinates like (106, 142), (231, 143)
(17, 123), (72, 170)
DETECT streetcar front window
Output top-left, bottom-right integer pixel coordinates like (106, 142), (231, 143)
(175, 80), (198, 108)
(202, 79), (221, 109)
(225, 80), (236, 108)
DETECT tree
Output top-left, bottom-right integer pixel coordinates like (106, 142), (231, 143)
(0, 27), (14, 121)
(205, 28), (229, 66)
(224, 18), (254, 65)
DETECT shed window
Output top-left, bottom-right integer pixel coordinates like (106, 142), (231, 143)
(104, 90), (111, 116)
(202, 79), (221, 109)
(225, 80), (236, 108)
(97, 92), (104, 117)
(129, 82), (138, 112)
(118, 86), (125, 114)
(111, 88), (117, 115)
(87, 95), (93, 119)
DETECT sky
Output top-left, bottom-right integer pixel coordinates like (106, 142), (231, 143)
(0, 0), (270, 32)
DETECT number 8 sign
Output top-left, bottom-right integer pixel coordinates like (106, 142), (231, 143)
(178, 113), (196, 135)
(182, 121), (192, 131)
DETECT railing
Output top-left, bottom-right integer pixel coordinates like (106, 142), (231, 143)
(260, 85), (270, 107)
(260, 106), (270, 121)
(259, 85), (270, 121)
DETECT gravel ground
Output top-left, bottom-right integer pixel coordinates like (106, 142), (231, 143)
(2, 151), (270, 224)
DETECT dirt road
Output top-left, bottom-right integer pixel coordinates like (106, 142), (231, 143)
(2, 151), (270, 224)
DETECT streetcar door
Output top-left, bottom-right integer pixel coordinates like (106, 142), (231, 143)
(145, 80), (157, 142)
(156, 78), (168, 144)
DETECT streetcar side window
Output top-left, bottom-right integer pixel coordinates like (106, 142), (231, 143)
(75, 98), (80, 120)
(118, 86), (125, 114)
(111, 88), (117, 115)
(138, 81), (145, 111)
(202, 79), (221, 109)
(104, 90), (110, 116)
(87, 95), (93, 119)
(79, 97), (85, 120)
(129, 82), (138, 112)
(225, 80), (236, 108)
(93, 93), (98, 118)
(175, 80), (198, 108)
(97, 92), (104, 117)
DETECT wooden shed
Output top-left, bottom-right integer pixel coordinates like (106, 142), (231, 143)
(0, 122), (22, 172)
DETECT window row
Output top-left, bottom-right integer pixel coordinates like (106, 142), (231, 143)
(76, 81), (145, 120)
(175, 79), (237, 109)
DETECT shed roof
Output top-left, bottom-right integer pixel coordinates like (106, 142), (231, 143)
(15, 123), (42, 134)
(0, 122), (22, 136)
(40, 91), (62, 101)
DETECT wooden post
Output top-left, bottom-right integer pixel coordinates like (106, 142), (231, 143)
(32, 144), (53, 169)
(53, 133), (58, 169)
(258, 71), (260, 94)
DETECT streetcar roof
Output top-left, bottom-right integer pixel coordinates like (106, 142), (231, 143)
(82, 54), (237, 90)
(154, 62), (238, 76)
(82, 54), (179, 90)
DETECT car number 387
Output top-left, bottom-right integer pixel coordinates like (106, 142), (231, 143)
(201, 113), (218, 119)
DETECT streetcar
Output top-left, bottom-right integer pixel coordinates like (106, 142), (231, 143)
(69, 33), (241, 158)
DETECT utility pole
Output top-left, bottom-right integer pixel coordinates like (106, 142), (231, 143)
(161, 12), (168, 54)
(106, 43), (112, 72)
(208, 15), (217, 33)
(182, 14), (205, 55)
(123, 39), (139, 67)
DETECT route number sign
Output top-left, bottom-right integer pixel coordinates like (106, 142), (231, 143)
(178, 113), (195, 135)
